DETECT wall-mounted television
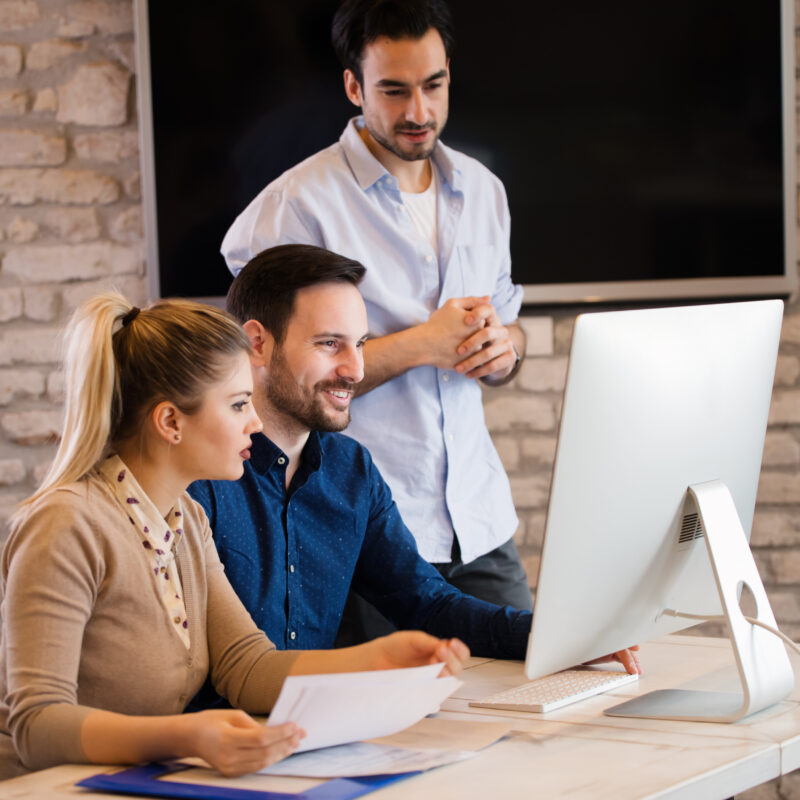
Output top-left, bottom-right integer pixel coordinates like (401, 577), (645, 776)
(135, 0), (797, 307)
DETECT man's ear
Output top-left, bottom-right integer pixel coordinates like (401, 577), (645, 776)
(151, 401), (183, 446)
(343, 69), (363, 108)
(242, 319), (274, 367)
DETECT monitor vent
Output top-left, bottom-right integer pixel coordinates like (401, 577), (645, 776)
(678, 513), (705, 544)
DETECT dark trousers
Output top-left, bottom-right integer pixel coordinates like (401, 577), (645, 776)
(335, 536), (533, 647)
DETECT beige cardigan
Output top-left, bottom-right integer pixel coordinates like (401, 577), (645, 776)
(0, 474), (299, 779)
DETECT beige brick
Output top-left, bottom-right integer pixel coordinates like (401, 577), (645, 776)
(751, 509), (800, 547)
(782, 313), (800, 345)
(768, 389), (800, 425)
(755, 550), (800, 584)
(65, 0), (133, 35)
(516, 356), (568, 393)
(0, 43), (22, 76)
(42, 207), (100, 242)
(32, 458), (51, 484)
(45, 369), (64, 403)
(509, 473), (551, 509)
(123, 169), (139, 200)
(756, 471), (800, 504)
(109, 205), (141, 242)
(3, 241), (142, 283)
(60, 273), (146, 311)
(768, 588), (800, 622)
(0, 492), (25, 530)
(0, 0), (38, 30)
(57, 61), (130, 127)
(762, 430), (800, 467)
(519, 554), (541, 588)
(0, 285), (22, 321)
(0, 459), (24, 486)
(775, 354), (800, 387)
(0, 88), (27, 115)
(57, 17), (93, 37)
(74, 130), (138, 162)
(521, 510), (547, 549)
(491, 435), (520, 471)
(554, 315), (576, 355)
(22, 285), (59, 321)
(0, 130), (66, 167)
(520, 435), (557, 468)
(0, 368), (45, 404)
(484, 394), (556, 433)
(0, 328), (60, 365)
(26, 38), (87, 71)
(0, 168), (119, 205)
(32, 87), (56, 113)
(6, 215), (37, 242)
(1, 409), (61, 445)
(103, 38), (134, 71)
(519, 317), (553, 357)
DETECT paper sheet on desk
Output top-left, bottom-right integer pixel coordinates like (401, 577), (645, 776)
(267, 662), (462, 752)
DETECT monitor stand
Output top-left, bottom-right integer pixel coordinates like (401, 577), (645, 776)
(605, 479), (795, 723)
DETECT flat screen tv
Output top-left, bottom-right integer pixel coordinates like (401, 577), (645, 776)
(134, 0), (797, 306)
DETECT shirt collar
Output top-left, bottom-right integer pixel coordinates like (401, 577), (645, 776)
(250, 431), (325, 476)
(340, 115), (462, 194)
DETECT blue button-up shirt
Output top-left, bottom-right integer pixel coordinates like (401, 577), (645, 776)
(188, 432), (530, 659)
(222, 118), (522, 564)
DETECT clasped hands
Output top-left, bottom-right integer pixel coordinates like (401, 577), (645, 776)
(422, 296), (517, 381)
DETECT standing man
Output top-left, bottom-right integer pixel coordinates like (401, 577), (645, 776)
(221, 0), (532, 635)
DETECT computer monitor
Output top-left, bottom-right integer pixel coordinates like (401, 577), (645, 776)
(524, 299), (794, 722)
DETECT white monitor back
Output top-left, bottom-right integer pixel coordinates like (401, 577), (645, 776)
(525, 299), (784, 680)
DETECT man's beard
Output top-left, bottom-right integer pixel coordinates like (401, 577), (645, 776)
(267, 346), (353, 433)
(369, 120), (440, 162)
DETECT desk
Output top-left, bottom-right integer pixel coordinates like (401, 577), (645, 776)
(1, 636), (799, 800)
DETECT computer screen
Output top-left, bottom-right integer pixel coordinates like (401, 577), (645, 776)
(525, 299), (793, 720)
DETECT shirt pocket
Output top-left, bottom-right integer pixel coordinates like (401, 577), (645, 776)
(452, 243), (500, 298)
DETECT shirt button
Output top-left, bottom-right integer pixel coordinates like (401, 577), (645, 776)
(425, 255), (433, 263)
(290, 631), (297, 641)
(396, 204), (403, 212)
(447, 433), (454, 442)
(277, 456), (286, 465)
(289, 564), (295, 573)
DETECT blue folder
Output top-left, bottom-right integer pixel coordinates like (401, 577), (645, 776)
(77, 762), (419, 800)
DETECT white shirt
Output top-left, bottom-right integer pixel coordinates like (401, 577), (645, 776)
(222, 117), (522, 563)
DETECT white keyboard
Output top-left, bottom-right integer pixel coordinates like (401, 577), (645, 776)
(469, 669), (639, 713)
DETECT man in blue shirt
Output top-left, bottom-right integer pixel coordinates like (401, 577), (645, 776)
(189, 244), (534, 662)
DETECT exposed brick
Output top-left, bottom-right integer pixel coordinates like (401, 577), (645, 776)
(22, 285), (59, 321)
(56, 17), (93, 37)
(0, 43), (22, 76)
(775, 354), (800, 387)
(484, 394), (556, 433)
(45, 369), (63, 403)
(42, 207), (100, 242)
(0, 492), (25, 531)
(519, 316), (553, 357)
(491, 435), (520, 471)
(109, 205), (141, 242)
(517, 355), (568, 393)
(520, 435), (557, 468)
(0, 130), (66, 167)
(762, 431), (800, 467)
(26, 38), (87, 71)
(768, 588), (800, 621)
(509, 473), (551, 509)
(0, 1), (39, 30)
(0, 328), (59, 365)
(0, 168), (119, 205)
(0, 459), (24, 486)
(1, 409), (61, 445)
(6, 215), (38, 242)
(0, 88), (27, 115)
(0, 286), (22, 321)
(0, 368), (44, 404)
(31, 87), (56, 113)
(103, 38), (134, 71)
(756, 471), (800, 504)
(32, 458), (51, 484)
(521, 510), (547, 549)
(60, 273), (146, 311)
(768, 389), (800, 425)
(57, 61), (130, 127)
(782, 313), (800, 345)
(553, 315), (576, 355)
(519, 554), (541, 587)
(755, 550), (800, 584)
(123, 169), (139, 200)
(65, 0), (133, 35)
(3, 241), (142, 283)
(74, 130), (138, 162)
(751, 509), (800, 547)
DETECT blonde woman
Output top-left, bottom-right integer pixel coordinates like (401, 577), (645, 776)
(0, 294), (468, 781)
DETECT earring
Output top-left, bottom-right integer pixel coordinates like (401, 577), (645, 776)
(173, 435), (181, 445)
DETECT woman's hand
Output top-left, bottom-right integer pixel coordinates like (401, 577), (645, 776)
(584, 645), (641, 675)
(368, 631), (470, 676)
(182, 709), (305, 777)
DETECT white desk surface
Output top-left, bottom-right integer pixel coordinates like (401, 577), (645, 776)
(1, 635), (799, 800)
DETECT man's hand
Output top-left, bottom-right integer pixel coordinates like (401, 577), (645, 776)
(369, 631), (470, 677)
(453, 298), (520, 382)
(584, 645), (641, 675)
(417, 296), (488, 370)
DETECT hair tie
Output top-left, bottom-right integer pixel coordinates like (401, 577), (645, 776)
(121, 307), (140, 327)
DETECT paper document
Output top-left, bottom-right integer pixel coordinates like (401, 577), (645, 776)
(267, 662), (461, 752)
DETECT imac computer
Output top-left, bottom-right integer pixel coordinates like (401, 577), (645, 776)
(521, 299), (792, 722)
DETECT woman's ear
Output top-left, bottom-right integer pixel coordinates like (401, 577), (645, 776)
(242, 319), (274, 367)
(151, 401), (183, 446)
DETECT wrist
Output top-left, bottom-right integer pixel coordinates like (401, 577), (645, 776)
(481, 343), (522, 386)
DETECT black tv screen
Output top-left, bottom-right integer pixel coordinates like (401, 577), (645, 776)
(138, 0), (796, 304)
